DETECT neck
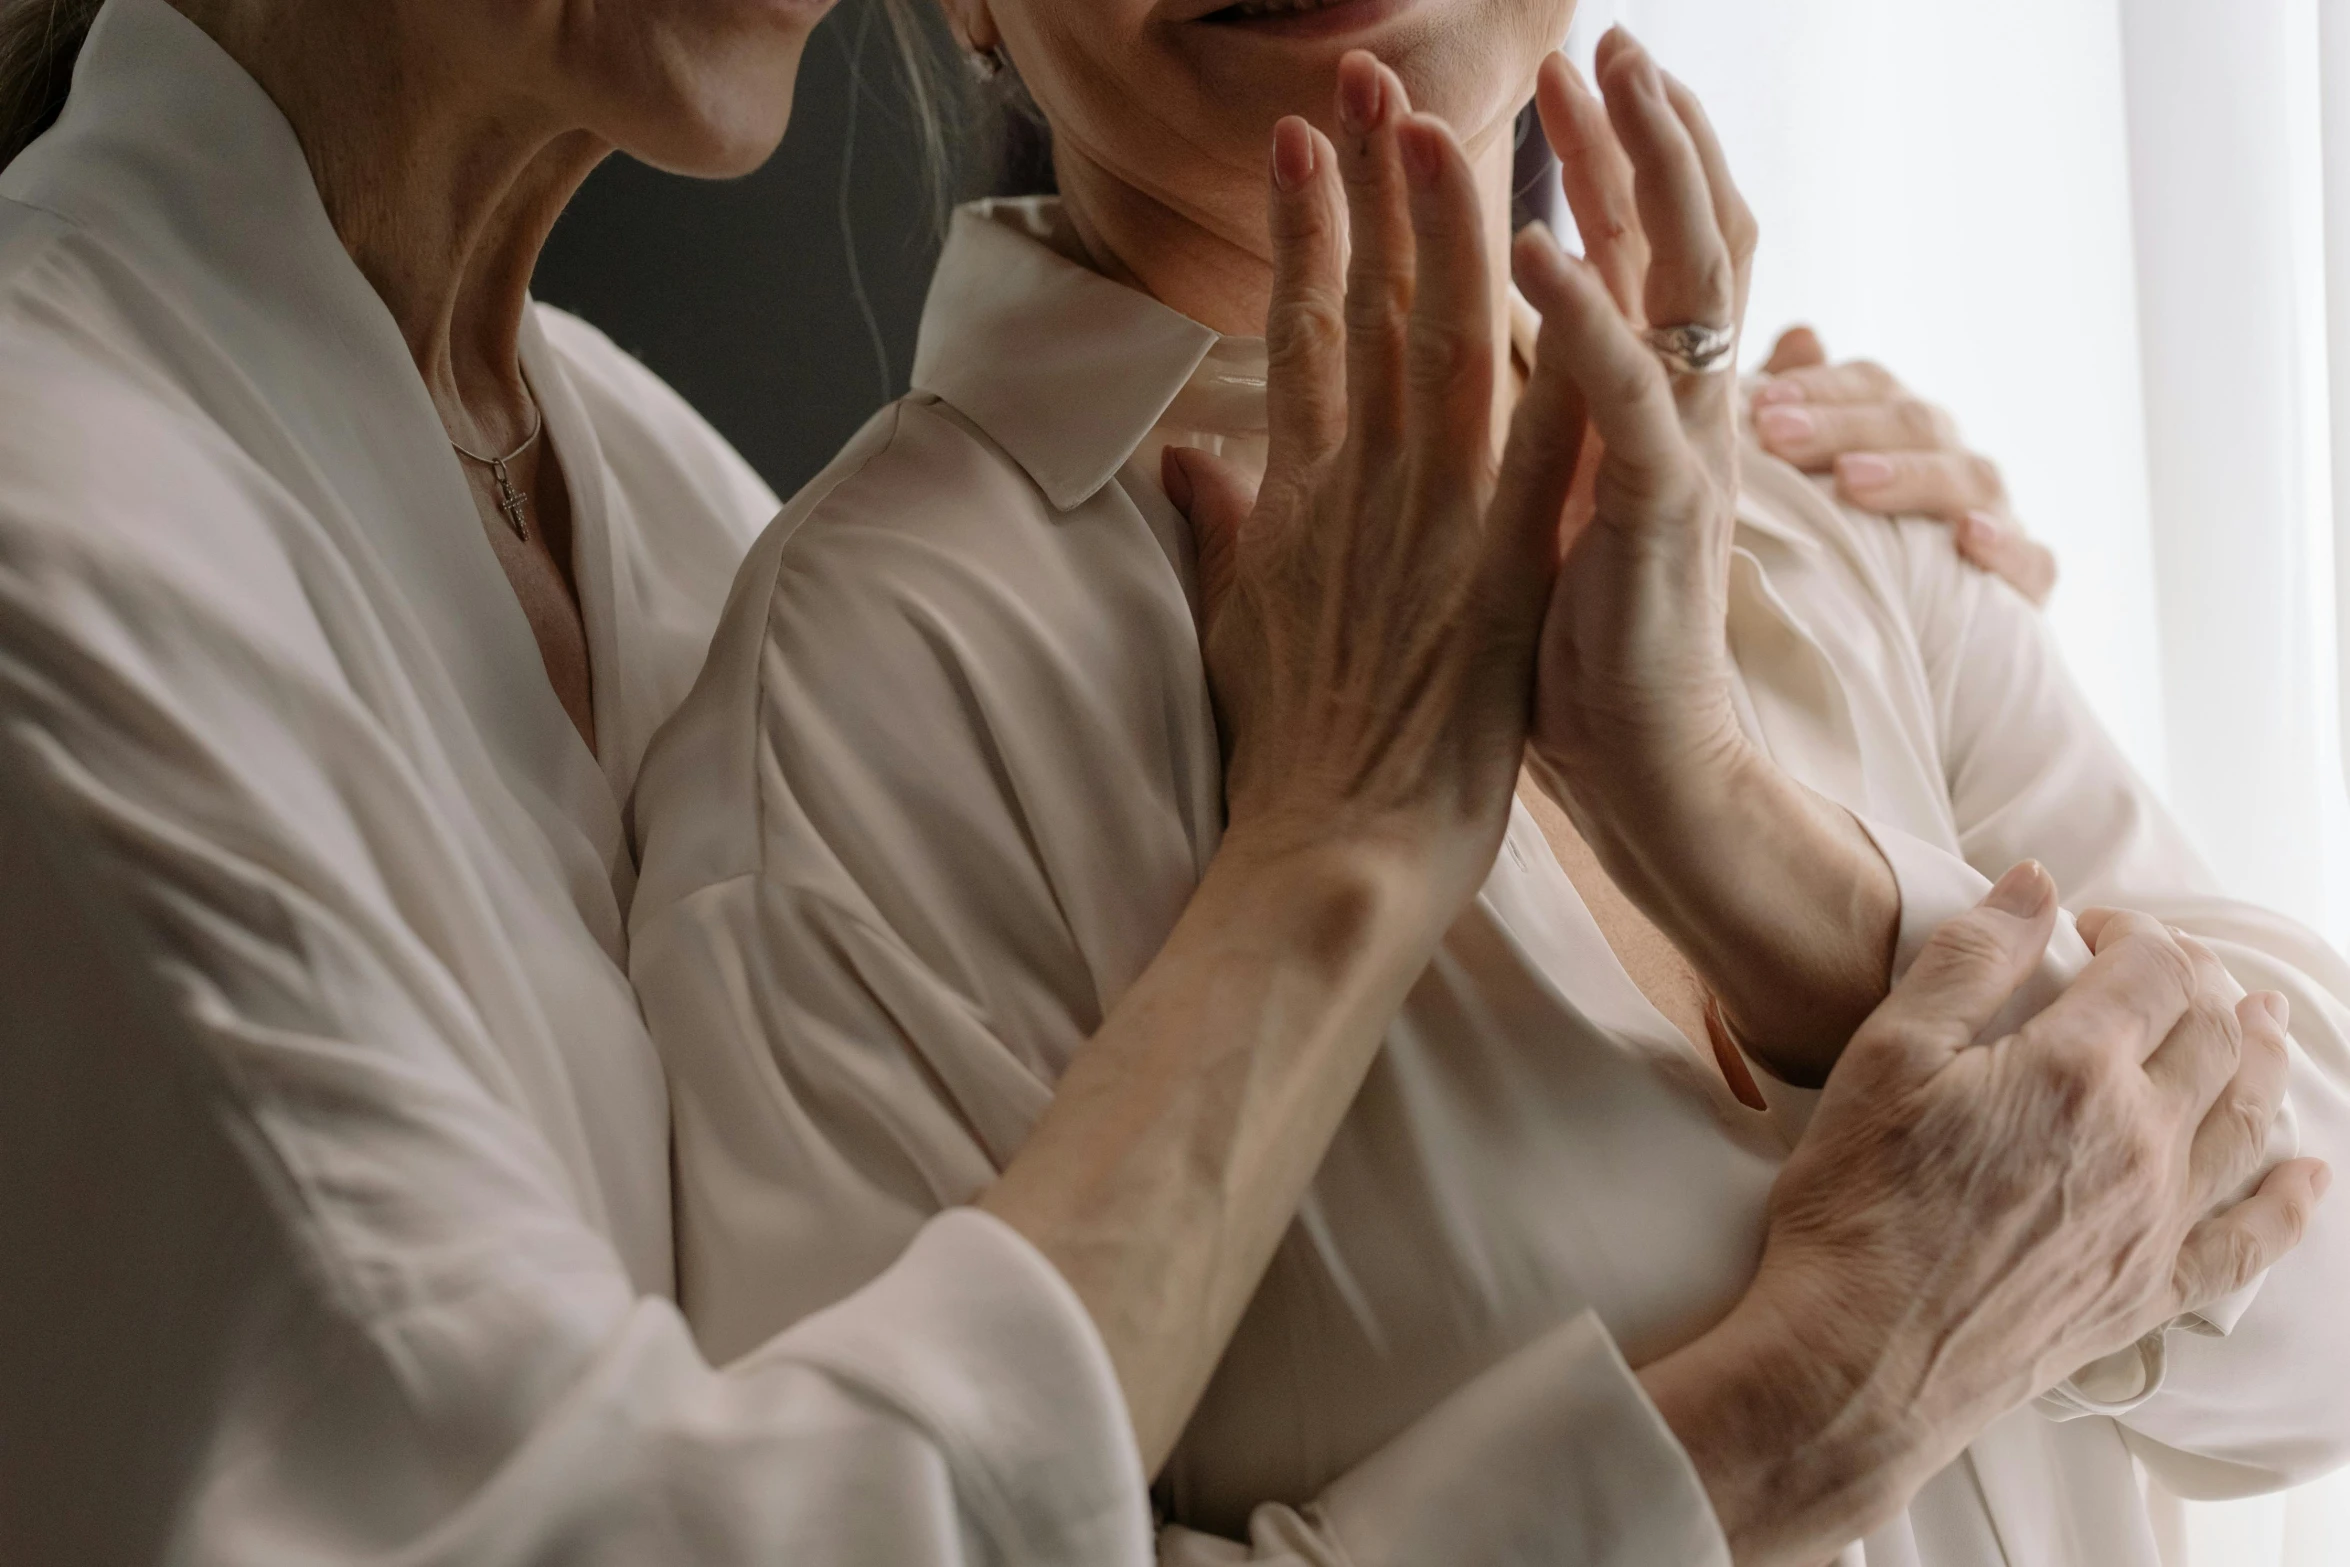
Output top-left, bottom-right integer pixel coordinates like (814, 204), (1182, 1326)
(1057, 115), (1524, 385)
(168, 2), (608, 452)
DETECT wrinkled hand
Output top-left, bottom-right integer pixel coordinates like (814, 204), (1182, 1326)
(1515, 28), (1756, 798)
(1754, 329), (2058, 605)
(1652, 863), (2330, 1564)
(1165, 54), (1561, 923)
(1512, 32), (1901, 1077)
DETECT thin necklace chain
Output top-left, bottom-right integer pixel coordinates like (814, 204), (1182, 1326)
(450, 395), (545, 543)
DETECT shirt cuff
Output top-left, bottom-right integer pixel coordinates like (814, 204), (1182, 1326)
(1312, 1311), (1732, 1567)
(1857, 816), (2093, 1036)
(1857, 819), (2288, 1404)
(761, 1206), (1152, 1566)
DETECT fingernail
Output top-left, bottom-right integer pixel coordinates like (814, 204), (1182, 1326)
(1399, 118), (1440, 184)
(2258, 991), (2291, 1028)
(1271, 118), (1314, 192)
(1840, 453), (1895, 491)
(1339, 56), (1383, 134)
(1754, 379), (1807, 406)
(1755, 406), (1815, 445)
(1986, 860), (2052, 918)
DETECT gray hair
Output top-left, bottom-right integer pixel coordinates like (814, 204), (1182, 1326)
(0, 0), (99, 166)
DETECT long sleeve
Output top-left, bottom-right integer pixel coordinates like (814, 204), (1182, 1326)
(0, 476), (1149, 1567)
(629, 432), (1733, 1566)
(1862, 513), (2350, 1498)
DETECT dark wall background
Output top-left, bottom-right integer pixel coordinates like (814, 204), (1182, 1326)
(534, 0), (946, 500)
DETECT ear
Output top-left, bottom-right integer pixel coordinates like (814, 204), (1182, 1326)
(936, 0), (1003, 55)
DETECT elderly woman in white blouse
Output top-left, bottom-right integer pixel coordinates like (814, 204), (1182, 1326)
(0, 1), (2321, 1566)
(630, 6), (2350, 1566)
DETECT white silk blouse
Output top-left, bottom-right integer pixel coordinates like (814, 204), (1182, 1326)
(632, 198), (2350, 1567)
(0, 6), (1154, 1564)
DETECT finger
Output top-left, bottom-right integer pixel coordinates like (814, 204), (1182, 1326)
(1336, 52), (1414, 454)
(1762, 325), (1826, 376)
(1657, 68), (1758, 322)
(1752, 359), (1903, 409)
(1263, 117), (1349, 475)
(1535, 52), (1647, 318)
(1595, 30), (1736, 375)
(2075, 906), (2122, 949)
(2142, 935), (2248, 1115)
(1854, 860), (2057, 1069)
(1397, 112), (1496, 493)
(1837, 452), (2006, 522)
(1488, 228), (1594, 608)
(1513, 223), (1686, 518)
(2019, 911), (2199, 1068)
(2186, 992), (2293, 1213)
(2171, 1159), (2330, 1314)
(1957, 512), (2059, 605)
(1750, 399), (1959, 470)
(1163, 445), (1260, 631)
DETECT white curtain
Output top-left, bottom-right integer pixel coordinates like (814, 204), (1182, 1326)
(1561, 0), (2350, 1560)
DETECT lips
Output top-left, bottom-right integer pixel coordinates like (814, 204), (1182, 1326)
(1209, 0), (1348, 16)
(1195, 0), (1405, 28)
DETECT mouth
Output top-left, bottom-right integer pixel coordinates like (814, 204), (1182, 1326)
(1193, 0), (1423, 42)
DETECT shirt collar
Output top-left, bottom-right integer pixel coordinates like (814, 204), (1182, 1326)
(912, 199), (1221, 512)
(912, 195), (1822, 567)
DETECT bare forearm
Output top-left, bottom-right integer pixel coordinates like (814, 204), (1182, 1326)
(1636, 1291), (1922, 1566)
(979, 832), (1447, 1472)
(1534, 741), (1897, 1085)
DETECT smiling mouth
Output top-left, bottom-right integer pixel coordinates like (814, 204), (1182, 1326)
(1210, 0), (1350, 15)
(1198, 0), (1413, 32)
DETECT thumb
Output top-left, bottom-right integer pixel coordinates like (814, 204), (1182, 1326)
(1763, 324), (1826, 376)
(1163, 444), (1261, 631)
(1862, 860), (2058, 1072)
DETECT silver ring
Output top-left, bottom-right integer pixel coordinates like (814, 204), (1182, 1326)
(1644, 321), (1738, 377)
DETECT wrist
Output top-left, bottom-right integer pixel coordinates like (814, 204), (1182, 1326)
(1638, 1283), (1923, 1566)
(1211, 812), (1483, 965)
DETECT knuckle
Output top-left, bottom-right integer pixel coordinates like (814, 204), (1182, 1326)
(1893, 398), (1941, 445)
(1725, 201), (1760, 265)
(1342, 269), (1411, 337)
(2224, 1225), (2272, 1290)
(1922, 906), (2015, 974)
(1964, 452), (2005, 499)
(1272, 291), (1348, 369)
(2134, 929), (2201, 1006)
(2220, 1089), (2272, 1162)
(2033, 1039), (2106, 1118)
(1689, 252), (1738, 312)
(1406, 317), (1478, 395)
(1853, 360), (1899, 397)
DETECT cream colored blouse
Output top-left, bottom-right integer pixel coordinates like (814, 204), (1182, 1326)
(0, 11), (1153, 1564)
(631, 198), (2350, 1566)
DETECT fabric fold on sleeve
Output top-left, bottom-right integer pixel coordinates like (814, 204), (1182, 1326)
(1160, 1311), (1729, 1567)
(765, 1206), (1153, 1566)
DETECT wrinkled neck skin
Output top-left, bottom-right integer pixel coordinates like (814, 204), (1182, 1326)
(1053, 107), (1528, 427)
(166, 1), (606, 454)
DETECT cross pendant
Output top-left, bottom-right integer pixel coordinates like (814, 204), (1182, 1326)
(489, 457), (530, 542)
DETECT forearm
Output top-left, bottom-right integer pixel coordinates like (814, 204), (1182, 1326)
(1635, 1290), (1926, 1567)
(980, 831), (1449, 1473)
(1533, 739), (1897, 1085)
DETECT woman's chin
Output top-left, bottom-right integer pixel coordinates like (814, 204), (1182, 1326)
(1169, 0), (1527, 143)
